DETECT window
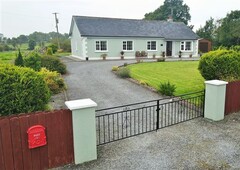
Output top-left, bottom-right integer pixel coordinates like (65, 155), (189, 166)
(180, 41), (192, 51)
(96, 41), (107, 51)
(147, 41), (157, 51)
(123, 41), (133, 51)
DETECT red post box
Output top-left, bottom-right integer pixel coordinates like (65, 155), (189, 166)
(27, 125), (47, 149)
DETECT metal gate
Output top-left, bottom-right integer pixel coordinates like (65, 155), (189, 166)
(96, 91), (204, 146)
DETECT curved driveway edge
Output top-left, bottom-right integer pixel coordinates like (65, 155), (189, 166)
(62, 57), (162, 109)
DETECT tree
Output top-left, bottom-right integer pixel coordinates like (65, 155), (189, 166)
(17, 35), (28, 46)
(216, 10), (240, 47)
(10, 38), (18, 49)
(14, 49), (24, 66)
(144, 0), (191, 25)
(28, 39), (36, 50)
(196, 17), (217, 42)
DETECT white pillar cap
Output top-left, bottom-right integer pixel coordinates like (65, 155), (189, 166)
(65, 99), (97, 110)
(205, 80), (228, 86)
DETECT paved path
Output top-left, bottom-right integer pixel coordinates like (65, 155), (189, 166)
(62, 57), (161, 109)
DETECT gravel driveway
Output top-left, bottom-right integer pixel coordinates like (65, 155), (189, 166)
(62, 57), (161, 109)
(52, 57), (240, 169)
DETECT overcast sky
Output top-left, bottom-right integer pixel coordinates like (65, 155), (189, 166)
(0, 0), (239, 38)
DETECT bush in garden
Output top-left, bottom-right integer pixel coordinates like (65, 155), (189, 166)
(157, 58), (165, 62)
(24, 52), (42, 71)
(112, 66), (119, 71)
(141, 51), (147, 57)
(46, 47), (53, 55)
(116, 67), (131, 78)
(39, 68), (66, 94)
(48, 44), (58, 53)
(0, 64), (50, 116)
(230, 45), (240, 52)
(41, 55), (67, 74)
(198, 49), (240, 81)
(135, 51), (141, 57)
(14, 50), (24, 66)
(60, 39), (71, 52)
(158, 81), (176, 96)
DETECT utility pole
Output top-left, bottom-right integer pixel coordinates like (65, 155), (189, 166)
(53, 12), (60, 49)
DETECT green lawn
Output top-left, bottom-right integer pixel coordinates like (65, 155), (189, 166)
(0, 51), (18, 64)
(128, 61), (205, 95)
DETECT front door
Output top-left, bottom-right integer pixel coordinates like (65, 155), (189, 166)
(166, 41), (172, 56)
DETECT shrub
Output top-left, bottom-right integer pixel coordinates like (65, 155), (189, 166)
(116, 67), (131, 78)
(60, 39), (71, 52)
(24, 52), (42, 71)
(158, 81), (176, 96)
(112, 66), (119, 71)
(15, 50), (24, 66)
(157, 58), (165, 62)
(123, 63), (128, 67)
(28, 39), (36, 50)
(135, 51), (141, 57)
(41, 55), (67, 74)
(39, 68), (66, 94)
(198, 49), (240, 81)
(48, 44), (58, 53)
(141, 51), (147, 57)
(46, 47), (53, 55)
(0, 64), (50, 116)
(230, 45), (240, 52)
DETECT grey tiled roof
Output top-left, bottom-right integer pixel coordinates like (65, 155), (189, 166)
(72, 16), (199, 40)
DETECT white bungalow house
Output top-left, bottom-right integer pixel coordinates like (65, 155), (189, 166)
(69, 16), (199, 60)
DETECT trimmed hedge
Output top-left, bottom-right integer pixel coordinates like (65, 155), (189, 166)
(0, 64), (51, 116)
(198, 49), (240, 81)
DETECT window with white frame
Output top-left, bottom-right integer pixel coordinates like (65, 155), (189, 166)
(96, 41), (107, 51)
(123, 41), (133, 51)
(180, 41), (192, 51)
(147, 41), (157, 51)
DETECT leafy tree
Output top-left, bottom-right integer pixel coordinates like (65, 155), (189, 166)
(216, 10), (240, 47)
(10, 38), (18, 49)
(14, 49), (24, 66)
(196, 17), (216, 42)
(28, 31), (50, 43)
(17, 35), (28, 46)
(28, 39), (36, 50)
(144, 0), (191, 25)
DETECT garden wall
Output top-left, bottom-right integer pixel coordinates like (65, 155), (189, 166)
(225, 80), (240, 115)
(0, 109), (74, 170)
